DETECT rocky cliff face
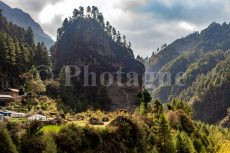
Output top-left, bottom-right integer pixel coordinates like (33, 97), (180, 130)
(53, 16), (144, 111)
(0, 1), (54, 48)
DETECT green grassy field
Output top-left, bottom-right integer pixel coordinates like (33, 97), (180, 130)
(72, 120), (110, 128)
(11, 117), (27, 123)
(40, 125), (61, 133)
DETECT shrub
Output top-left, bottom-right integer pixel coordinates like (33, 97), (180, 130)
(0, 126), (18, 153)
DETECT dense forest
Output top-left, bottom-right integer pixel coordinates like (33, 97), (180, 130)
(147, 22), (230, 125)
(0, 9), (50, 89)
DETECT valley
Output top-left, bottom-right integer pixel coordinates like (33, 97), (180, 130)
(0, 2), (230, 153)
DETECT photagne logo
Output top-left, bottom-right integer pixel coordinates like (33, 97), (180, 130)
(35, 65), (187, 89)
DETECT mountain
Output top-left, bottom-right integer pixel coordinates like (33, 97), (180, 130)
(0, 1), (54, 49)
(147, 22), (230, 124)
(53, 7), (144, 112)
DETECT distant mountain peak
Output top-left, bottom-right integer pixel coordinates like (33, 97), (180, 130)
(0, 1), (54, 49)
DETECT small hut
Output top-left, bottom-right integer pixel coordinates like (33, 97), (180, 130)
(3, 88), (19, 97)
(0, 95), (13, 105)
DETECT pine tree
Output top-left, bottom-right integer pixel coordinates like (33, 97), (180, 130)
(86, 6), (91, 17)
(137, 90), (152, 114)
(153, 99), (163, 119)
(92, 6), (99, 19)
(116, 31), (121, 44)
(79, 6), (84, 17)
(123, 35), (127, 47)
(112, 27), (117, 40)
(176, 132), (196, 153)
(98, 13), (105, 28)
(128, 41), (132, 49)
(106, 21), (112, 36)
(25, 27), (34, 46)
(156, 114), (175, 153)
(33, 42), (50, 66)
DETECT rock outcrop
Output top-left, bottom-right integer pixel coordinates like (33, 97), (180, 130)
(53, 11), (144, 111)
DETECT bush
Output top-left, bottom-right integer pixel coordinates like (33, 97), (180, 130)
(54, 124), (83, 153)
(0, 126), (18, 153)
(88, 117), (104, 125)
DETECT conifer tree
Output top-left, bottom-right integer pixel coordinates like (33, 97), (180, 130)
(79, 6), (84, 17)
(153, 99), (163, 119)
(137, 90), (152, 114)
(25, 26), (34, 46)
(176, 132), (196, 153)
(112, 27), (117, 40)
(123, 35), (127, 47)
(86, 6), (91, 17)
(156, 114), (175, 153)
(116, 31), (121, 44)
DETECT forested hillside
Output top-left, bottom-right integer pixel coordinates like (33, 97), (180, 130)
(147, 22), (230, 124)
(0, 10), (50, 89)
(0, 1), (54, 48)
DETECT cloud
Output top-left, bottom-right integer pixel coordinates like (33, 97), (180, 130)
(113, 0), (148, 10)
(1, 0), (62, 18)
(41, 14), (63, 40)
(178, 21), (198, 31)
(142, 0), (230, 24)
(2, 0), (230, 57)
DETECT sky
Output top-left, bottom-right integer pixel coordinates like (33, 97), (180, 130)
(2, 0), (230, 57)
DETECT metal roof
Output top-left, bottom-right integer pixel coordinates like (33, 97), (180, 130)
(7, 89), (19, 92)
(0, 95), (13, 98)
(28, 114), (46, 118)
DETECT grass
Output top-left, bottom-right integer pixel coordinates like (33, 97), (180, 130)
(11, 117), (27, 123)
(40, 125), (61, 134)
(72, 120), (110, 129)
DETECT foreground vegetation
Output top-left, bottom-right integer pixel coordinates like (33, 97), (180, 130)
(1, 98), (230, 153)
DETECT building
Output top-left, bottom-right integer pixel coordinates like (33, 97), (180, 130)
(28, 114), (47, 121)
(0, 88), (21, 104)
(3, 88), (19, 97)
(10, 112), (26, 118)
(0, 95), (13, 105)
(0, 111), (12, 116)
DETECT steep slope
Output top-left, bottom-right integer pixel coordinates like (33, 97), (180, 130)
(181, 52), (230, 124)
(0, 1), (54, 49)
(147, 22), (230, 124)
(147, 22), (230, 74)
(53, 7), (144, 111)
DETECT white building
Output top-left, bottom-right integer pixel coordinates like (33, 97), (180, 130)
(28, 114), (47, 121)
(11, 112), (26, 118)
